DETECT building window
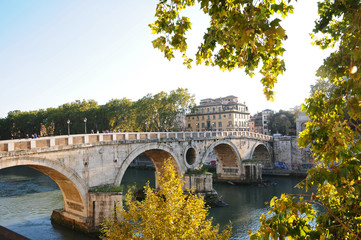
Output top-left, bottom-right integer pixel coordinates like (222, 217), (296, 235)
(219, 114), (221, 119)
(207, 108), (209, 113)
(218, 122), (222, 127)
(212, 122), (216, 128)
(196, 116), (199, 120)
(229, 114), (231, 119)
(213, 115), (216, 119)
(188, 124), (191, 128)
(202, 116), (204, 120)
(202, 108), (204, 113)
(196, 123), (199, 129)
(202, 122), (205, 128)
(213, 108), (215, 112)
(207, 115), (210, 120)
(218, 107), (221, 111)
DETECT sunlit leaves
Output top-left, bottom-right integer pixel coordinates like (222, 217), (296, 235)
(101, 159), (232, 239)
(150, 0), (294, 100)
(249, 1), (361, 239)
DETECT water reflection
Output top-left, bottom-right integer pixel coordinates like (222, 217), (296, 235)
(210, 176), (305, 239)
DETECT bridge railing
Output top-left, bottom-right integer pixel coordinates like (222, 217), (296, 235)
(0, 131), (271, 152)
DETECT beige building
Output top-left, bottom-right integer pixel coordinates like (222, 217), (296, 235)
(186, 96), (250, 131)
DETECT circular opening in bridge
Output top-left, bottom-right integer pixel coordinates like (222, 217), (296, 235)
(186, 148), (196, 165)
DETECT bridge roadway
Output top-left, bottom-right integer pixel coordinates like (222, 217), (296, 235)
(0, 131), (272, 232)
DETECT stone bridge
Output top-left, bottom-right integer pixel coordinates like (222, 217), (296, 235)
(0, 131), (272, 232)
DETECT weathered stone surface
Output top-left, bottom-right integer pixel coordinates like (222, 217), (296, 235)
(0, 131), (272, 231)
(272, 136), (313, 170)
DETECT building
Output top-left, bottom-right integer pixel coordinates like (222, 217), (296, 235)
(250, 109), (274, 135)
(249, 116), (263, 134)
(186, 96), (250, 131)
(261, 109), (273, 135)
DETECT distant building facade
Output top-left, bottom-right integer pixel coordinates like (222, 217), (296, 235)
(249, 116), (263, 134)
(186, 96), (250, 131)
(261, 109), (273, 135)
(250, 109), (274, 135)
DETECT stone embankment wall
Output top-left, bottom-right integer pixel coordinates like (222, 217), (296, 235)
(272, 136), (313, 170)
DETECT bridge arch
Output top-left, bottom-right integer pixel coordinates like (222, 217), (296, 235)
(114, 143), (182, 186)
(202, 140), (241, 167)
(0, 157), (88, 217)
(250, 143), (272, 168)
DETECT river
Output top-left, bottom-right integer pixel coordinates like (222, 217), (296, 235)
(0, 166), (304, 239)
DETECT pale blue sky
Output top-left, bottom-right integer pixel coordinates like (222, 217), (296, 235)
(0, 1), (330, 118)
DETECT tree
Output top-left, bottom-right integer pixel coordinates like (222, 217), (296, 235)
(268, 110), (296, 135)
(133, 88), (195, 132)
(150, 0), (294, 100)
(101, 159), (231, 240)
(309, 78), (336, 99)
(105, 98), (136, 132)
(152, 1), (361, 239)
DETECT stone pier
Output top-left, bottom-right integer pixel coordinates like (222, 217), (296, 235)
(51, 192), (122, 234)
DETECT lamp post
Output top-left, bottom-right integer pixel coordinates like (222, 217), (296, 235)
(84, 118), (87, 134)
(67, 119), (70, 135)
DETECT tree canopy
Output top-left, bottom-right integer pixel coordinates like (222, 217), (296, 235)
(268, 110), (296, 135)
(0, 88), (195, 140)
(150, 0), (294, 100)
(101, 159), (231, 240)
(152, 0), (361, 239)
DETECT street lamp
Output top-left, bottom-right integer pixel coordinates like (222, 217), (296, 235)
(67, 119), (70, 135)
(84, 117), (87, 134)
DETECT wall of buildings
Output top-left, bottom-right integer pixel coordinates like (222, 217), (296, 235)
(272, 136), (313, 170)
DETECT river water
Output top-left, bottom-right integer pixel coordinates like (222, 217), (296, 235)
(0, 166), (304, 240)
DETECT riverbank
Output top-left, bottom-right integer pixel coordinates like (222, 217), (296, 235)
(262, 169), (308, 177)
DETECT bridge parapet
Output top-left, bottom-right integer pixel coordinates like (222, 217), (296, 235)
(0, 131), (271, 153)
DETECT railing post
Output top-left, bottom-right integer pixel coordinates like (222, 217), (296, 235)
(68, 136), (73, 145)
(30, 140), (36, 149)
(112, 133), (117, 141)
(125, 133), (128, 141)
(157, 133), (160, 140)
(50, 138), (55, 146)
(98, 134), (103, 142)
(7, 142), (14, 151)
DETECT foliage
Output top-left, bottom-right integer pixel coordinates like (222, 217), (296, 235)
(0, 88), (194, 140)
(250, 0), (361, 239)
(186, 164), (210, 174)
(150, 0), (294, 100)
(101, 159), (231, 240)
(309, 78), (336, 99)
(268, 110), (296, 135)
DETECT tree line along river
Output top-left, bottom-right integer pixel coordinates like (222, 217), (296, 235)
(0, 166), (305, 240)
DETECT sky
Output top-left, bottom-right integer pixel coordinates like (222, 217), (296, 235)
(0, 1), (331, 118)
